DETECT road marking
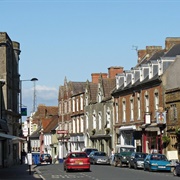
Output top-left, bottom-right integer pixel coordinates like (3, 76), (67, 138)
(51, 173), (99, 179)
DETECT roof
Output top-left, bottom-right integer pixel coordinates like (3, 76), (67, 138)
(102, 78), (116, 101)
(163, 43), (180, 57)
(43, 115), (59, 133)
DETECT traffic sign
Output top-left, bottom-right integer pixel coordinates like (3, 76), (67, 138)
(56, 130), (68, 134)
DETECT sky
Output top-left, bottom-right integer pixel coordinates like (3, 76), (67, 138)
(1, 0), (180, 120)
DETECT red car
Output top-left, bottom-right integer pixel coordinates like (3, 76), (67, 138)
(63, 152), (90, 172)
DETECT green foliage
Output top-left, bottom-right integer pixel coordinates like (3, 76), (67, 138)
(162, 135), (170, 144)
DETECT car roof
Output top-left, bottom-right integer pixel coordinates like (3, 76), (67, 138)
(70, 151), (86, 154)
(116, 145), (135, 148)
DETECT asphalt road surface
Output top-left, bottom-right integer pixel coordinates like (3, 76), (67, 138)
(36, 163), (175, 180)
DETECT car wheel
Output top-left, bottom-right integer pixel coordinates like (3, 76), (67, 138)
(66, 167), (69, 172)
(144, 165), (146, 171)
(119, 161), (122, 167)
(149, 165), (152, 172)
(128, 163), (131, 169)
(113, 161), (117, 167)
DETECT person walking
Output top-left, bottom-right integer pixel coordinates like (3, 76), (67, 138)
(111, 148), (115, 165)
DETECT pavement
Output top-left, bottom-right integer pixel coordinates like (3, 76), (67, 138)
(0, 164), (43, 180)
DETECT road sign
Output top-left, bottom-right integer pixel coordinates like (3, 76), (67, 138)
(56, 130), (68, 134)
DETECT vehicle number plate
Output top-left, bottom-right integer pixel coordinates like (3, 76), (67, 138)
(158, 166), (165, 168)
(75, 161), (83, 165)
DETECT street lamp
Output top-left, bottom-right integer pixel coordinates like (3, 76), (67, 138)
(19, 78), (38, 136)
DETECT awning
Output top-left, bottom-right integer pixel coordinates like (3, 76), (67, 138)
(119, 125), (136, 131)
(0, 133), (26, 142)
(141, 123), (159, 132)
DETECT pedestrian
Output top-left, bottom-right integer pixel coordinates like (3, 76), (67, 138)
(111, 148), (115, 165)
(21, 149), (27, 164)
(53, 154), (58, 164)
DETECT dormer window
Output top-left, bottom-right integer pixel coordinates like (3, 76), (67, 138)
(98, 89), (102, 103)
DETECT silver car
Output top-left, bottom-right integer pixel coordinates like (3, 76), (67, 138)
(89, 151), (110, 165)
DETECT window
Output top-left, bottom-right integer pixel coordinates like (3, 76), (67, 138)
(106, 110), (111, 128)
(73, 119), (75, 133)
(137, 95), (141, 120)
(98, 112), (102, 130)
(85, 113), (89, 129)
(130, 98), (134, 121)
(68, 99), (71, 112)
(59, 102), (62, 114)
(98, 91), (102, 102)
(64, 101), (67, 113)
(154, 92), (159, 111)
(80, 95), (83, 110)
(76, 98), (79, 111)
(145, 93), (149, 112)
(122, 100), (126, 122)
(93, 112), (96, 129)
(115, 102), (119, 123)
(170, 104), (177, 121)
(80, 116), (84, 132)
(72, 98), (75, 112)
(85, 95), (88, 106)
(77, 118), (79, 133)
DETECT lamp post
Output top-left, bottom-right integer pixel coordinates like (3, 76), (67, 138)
(19, 78), (38, 175)
(20, 78), (38, 136)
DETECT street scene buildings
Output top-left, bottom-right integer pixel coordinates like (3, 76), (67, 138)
(1, 32), (180, 168)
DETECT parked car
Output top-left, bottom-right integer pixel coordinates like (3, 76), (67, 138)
(128, 152), (147, 169)
(144, 154), (171, 172)
(40, 153), (52, 164)
(82, 148), (98, 157)
(89, 151), (110, 165)
(63, 151), (90, 172)
(113, 145), (136, 167)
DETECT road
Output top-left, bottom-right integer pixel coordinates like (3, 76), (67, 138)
(36, 163), (175, 180)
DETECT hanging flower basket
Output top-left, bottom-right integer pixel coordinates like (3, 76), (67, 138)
(162, 135), (170, 144)
(175, 128), (180, 136)
(105, 128), (110, 134)
(92, 129), (96, 135)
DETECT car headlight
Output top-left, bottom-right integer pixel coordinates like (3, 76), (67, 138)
(151, 163), (158, 166)
(166, 164), (171, 166)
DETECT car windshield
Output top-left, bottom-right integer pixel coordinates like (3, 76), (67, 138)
(85, 149), (97, 155)
(150, 154), (168, 161)
(94, 152), (106, 156)
(70, 153), (87, 158)
(135, 154), (147, 158)
(42, 154), (51, 158)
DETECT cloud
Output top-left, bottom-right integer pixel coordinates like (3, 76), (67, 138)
(22, 85), (58, 117)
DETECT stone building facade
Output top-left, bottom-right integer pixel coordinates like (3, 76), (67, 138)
(0, 32), (22, 167)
